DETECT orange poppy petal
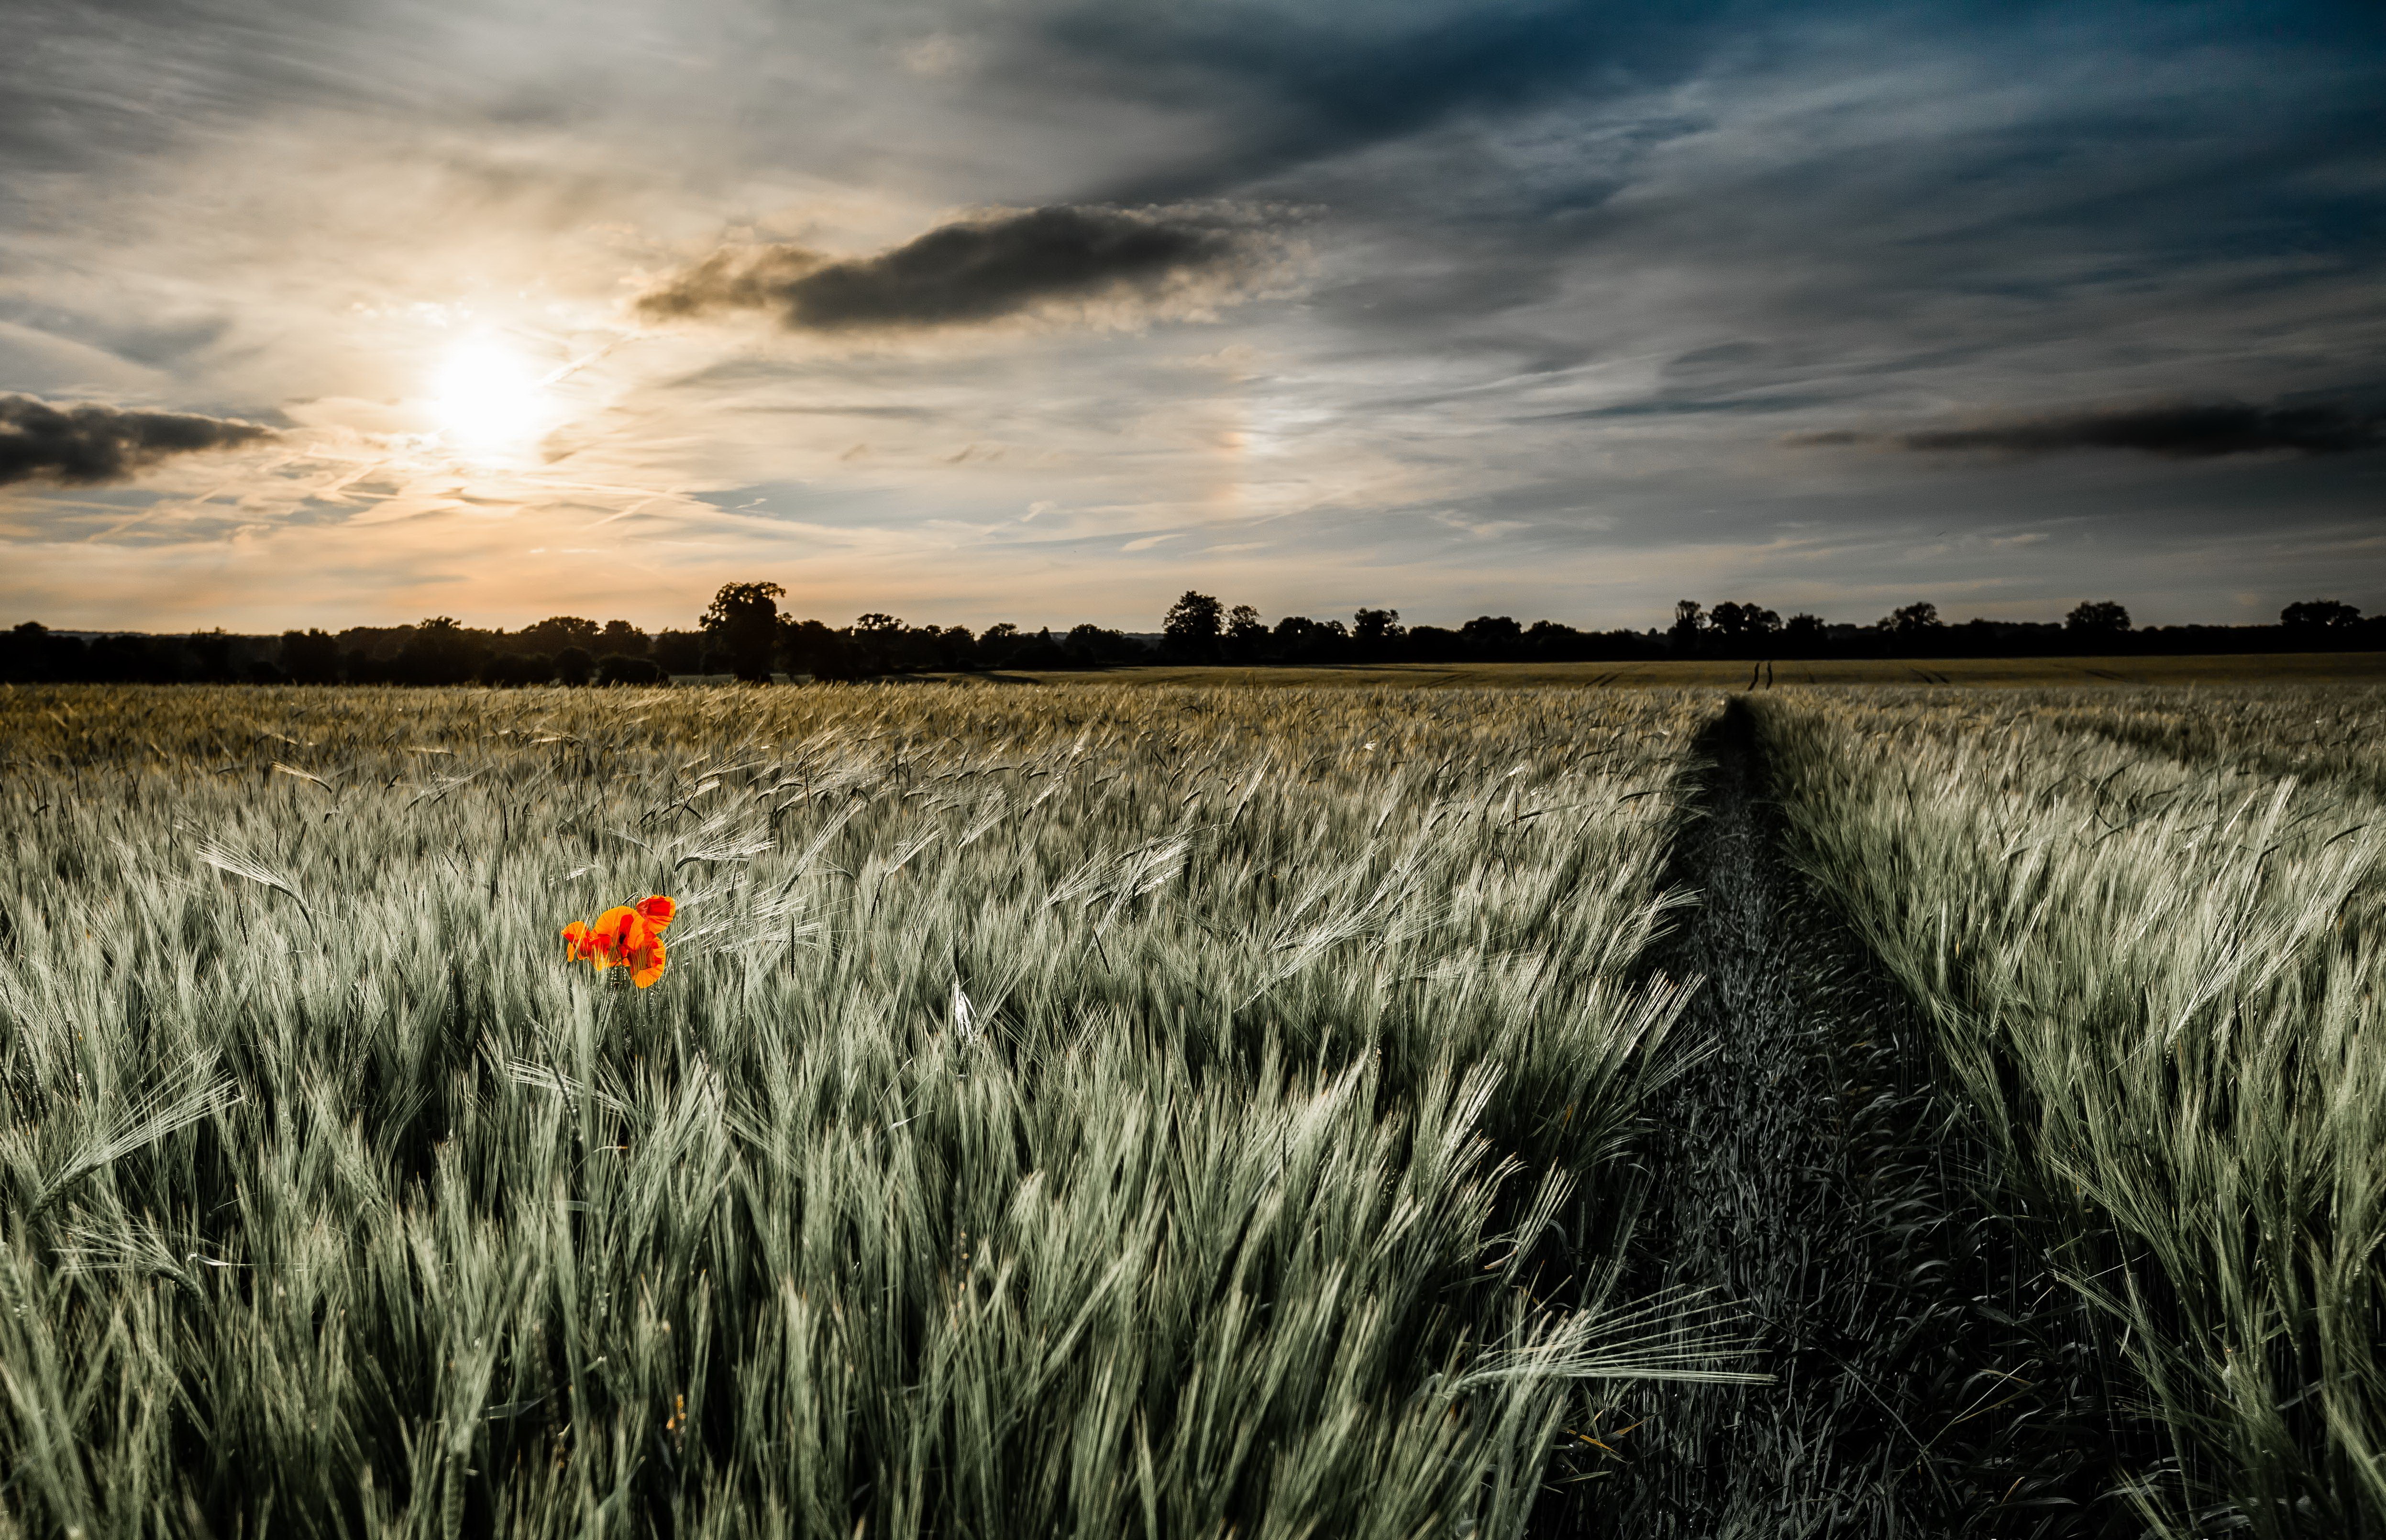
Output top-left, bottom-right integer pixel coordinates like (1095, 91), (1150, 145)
(636, 895), (675, 932)
(630, 935), (667, 988)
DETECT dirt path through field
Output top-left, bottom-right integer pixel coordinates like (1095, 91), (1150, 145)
(1539, 697), (2121, 1538)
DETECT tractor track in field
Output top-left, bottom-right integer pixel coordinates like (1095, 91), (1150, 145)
(1537, 697), (2134, 1539)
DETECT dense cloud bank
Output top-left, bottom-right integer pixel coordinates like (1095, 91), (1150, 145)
(637, 205), (1263, 332)
(1792, 400), (2385, 459)
(0, 396), (273, 485)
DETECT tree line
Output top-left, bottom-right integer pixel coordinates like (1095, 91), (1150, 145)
(1, 587), (2378, 685)
(1151, 592), (2384, 663)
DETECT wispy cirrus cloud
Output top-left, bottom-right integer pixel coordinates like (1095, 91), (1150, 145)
(0, 396), (274, 485)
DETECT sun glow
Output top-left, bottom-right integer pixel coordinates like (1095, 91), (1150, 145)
(429, 335), (552, 455)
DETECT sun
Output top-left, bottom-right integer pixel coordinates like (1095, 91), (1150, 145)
(428, 335), (553, 455)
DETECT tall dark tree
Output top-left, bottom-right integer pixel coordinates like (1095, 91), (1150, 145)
(1224, 604), (1269, 661)
(1272, 615), (1350, 663)
(1162, 591), (1223, 660)
(2, 620), (71, 682)
(651, 629), (704, 675)
(781, 618), (866, 681)
(1878, 602), (1944, 635)
(701, 582), (785, 682)
(393, 617), (486, 685)
(1524, 620), (1584, 659)
(1709, 602), (1781, 637)
(596, 653), (663, 685)
(2065, 600), (2132, 634)
(975, 623), (1023, 667)
(1064, 623), (1135, 665)
(1352, 607), (1403, 659)
(554, 646), (594, 686)
(1459, 616), (1523, 659)
(279, 628), (342, 684)
(522, 616), (600, 653)
(2281, 599), (2361, 631)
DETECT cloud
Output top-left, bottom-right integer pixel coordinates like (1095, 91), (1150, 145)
(0, 396), (275, 486)
(1041, 0), (1729, 199)
(637, 204), (1264, 332)
(1789, 400), (2386, 459)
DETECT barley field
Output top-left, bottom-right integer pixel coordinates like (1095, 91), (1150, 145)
(1, 680), (2379, 1538)
(1760, 686), (2386, 1538)
(0, 683), (1743, 1539)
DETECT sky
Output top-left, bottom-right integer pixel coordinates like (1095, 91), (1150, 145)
(1, 0), (2381, 635)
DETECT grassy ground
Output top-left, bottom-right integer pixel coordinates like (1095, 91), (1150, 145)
(1575, 701), (2135, 1539)
(1759, 689), (2386, 1538)
(0, 682), (1745, 1539)
(4, 678), (2378, 1537)
(927, 652), (2386, 691)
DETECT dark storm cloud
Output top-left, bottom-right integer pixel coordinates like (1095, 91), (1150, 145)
(638, 205), (1259, 332)
(0, 396), (273, 485)
(1790, 401), (2386, 460)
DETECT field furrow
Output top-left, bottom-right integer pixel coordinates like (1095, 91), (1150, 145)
(1757, 690), (2386, 1539)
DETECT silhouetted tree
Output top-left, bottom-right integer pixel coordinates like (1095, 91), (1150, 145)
(1064, 623), (1137, 666)
(279, 628), (342, 684)
(596, 653), (663, 685)
(1878, 602), (1944, 636)
(975, 623), (1023, 667)
(2281, 599), (2361, 632)
(1668, 600), (1707, 656)
(481, 651), (555, 686)
(701, 582), (785, 682)
(1459, 616), (1523, 660)
(2065, 600), (2132, 635)
(1267, 616), (1348, 663)
(1224, 605), (1268, 662)
(599, 619), (648, 656)
(2, 620), (74, 682)
(1351, 607), (1403, 659)
(188, 630), (235, 682)
(1524, 620), (1583, 659)
(1015, 627), (1070, 669)
(554, 647), (594, 686)
(651, 630), (704, 675)
(1163, 591), (1223, 660)
(1782, 614), (1828, 652)
(393, 617), (485, 685)
(777, 618), (862, 681)
(1709, 602), (1781, 637)
(522, 616), (600, 654)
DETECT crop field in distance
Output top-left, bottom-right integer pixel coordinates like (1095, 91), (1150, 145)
(0, 678), (2379, 1539)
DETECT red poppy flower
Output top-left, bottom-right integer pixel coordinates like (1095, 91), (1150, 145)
(560, 895), (674, 987)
